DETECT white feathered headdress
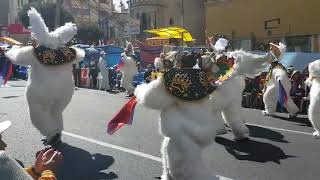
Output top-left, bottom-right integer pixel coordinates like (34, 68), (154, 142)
(214, 38), (229, 52)
(28, 7), (77, 49)
(308, 59), (320, 78)
(124, 41), (134, 54)
(214, 38), (229, 60)
(269, 42), (286, 62)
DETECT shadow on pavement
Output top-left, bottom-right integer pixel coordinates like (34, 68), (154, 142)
(2, 96), (21, 99)
(215, 137), (295, 164)
(56, 143), (118, 180)
(271, 114), (312, 127)
(248, 125), (289, 143)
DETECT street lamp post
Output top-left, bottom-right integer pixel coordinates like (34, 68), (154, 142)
(154, 11), (157, 28)
(180, 0), (184, 27)
(54, 0), (63, 29)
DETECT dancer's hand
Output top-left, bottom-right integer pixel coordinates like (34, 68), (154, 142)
(34, 148), (63, 174)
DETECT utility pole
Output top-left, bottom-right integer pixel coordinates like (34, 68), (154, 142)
(180, 0), (184, 27)
(55, 0), (63, 29)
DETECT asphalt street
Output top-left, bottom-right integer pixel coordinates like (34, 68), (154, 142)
(1, 80), (320, 180)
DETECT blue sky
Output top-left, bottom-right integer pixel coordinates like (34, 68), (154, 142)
(113, 0), (128, 12)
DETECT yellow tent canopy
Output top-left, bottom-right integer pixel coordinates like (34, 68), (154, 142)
(144, 27), (194, 42)
(0, 37), (22, 45)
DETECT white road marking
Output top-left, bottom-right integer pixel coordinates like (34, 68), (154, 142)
(217, 175), (234, 180)
(62, 124), (311, 180)
(246, 123), (313, 136)
(62, 131), (162, 162)
(62, 131), (234, 180)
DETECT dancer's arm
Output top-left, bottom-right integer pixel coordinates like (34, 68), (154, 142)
(134, 77), (175, 110)
(6, 46), (35, 66)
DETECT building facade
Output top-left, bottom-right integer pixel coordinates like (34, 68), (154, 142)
(0, 0), (28, 25)
(107, 11), (140, 46)
(205, 0), (320, 52)
(63, 0), (114, 25)
(0, 0), (30, 43)
(128, 0), (165, 31)
(128, 0), (205, 45)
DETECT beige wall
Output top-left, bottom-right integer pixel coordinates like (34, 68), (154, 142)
(130, 0), (165, 29)
(66, 0), (113, 24)
(182, 0), (205, 44)
(128, 0), (205, 44)
(163, 0), (180, 27)
(162, 0), (205, 45)
(206, 0), (320, 40)
(153, 0), (206, 45)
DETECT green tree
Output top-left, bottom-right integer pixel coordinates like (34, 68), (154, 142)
(18, 3), (74, 31)
(76, 24), (103, 45)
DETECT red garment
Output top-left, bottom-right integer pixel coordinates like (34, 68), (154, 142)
(115, 59), (124, 72)
(107, 97), (137, 135)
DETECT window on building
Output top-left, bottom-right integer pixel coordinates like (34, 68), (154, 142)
(141, 12), (148, 31)
(169, 18), (174, 25)
(99, 0), (111, 4)
(234, 39), (252, 51)
(109, 27), (115, 38)
(286, 35), (311, 52)
(136, 13), (139, 20)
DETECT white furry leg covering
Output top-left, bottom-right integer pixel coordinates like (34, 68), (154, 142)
(29, 104), (63, 141)
(101, 71), (110, 90)
(221, 102), (249, 140)
(285, 96), (299, 115)
(121, 76), (135, 95)
(161, 137), (173, 180)
(308, 97), (320, 137)
(281, 80), (299, 115)
(166, 136), (218, 180)
(263, 85), (278, 115)
(215, 112), (228, 135)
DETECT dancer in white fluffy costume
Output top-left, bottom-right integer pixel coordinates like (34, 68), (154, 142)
(98, 51), (111, 91)
(206, 38), (249, 140)
(120, 42), (138, 96)
(6, 8), (85, 146)
(262, 43), (299, 117)
(207, 39), (284, 140)
(306, 60), (320, 137)
(135, 48), (270, 179)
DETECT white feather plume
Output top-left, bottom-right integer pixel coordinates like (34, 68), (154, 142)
(309, 59), (320, 78)
(277, 42), (286, 60)
(154, 57), (164, 70)
(28, 7), (50, 47)
(49, 22), (77, 47)
(270, 42), (287, 61)
(214, 38), (228, 52)
(28, 7), (77, 49)
(228, 50), (273, 77)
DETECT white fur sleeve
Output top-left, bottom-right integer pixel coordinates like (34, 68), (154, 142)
(272, 68), (289, 82)
(134, 78), (175, 110)
(230, 51), (272, 77)
(305, 76), (313, 87)
(154, 57), (163, 70)
(5, 46), (35, 66)
(72, 47), (85, 63)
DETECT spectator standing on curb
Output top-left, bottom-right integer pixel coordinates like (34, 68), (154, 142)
(0, 120), (63, 180)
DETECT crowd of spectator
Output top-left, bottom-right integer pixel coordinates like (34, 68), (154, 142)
(242, 65), (310, 114)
